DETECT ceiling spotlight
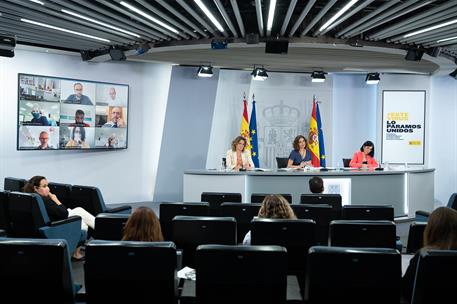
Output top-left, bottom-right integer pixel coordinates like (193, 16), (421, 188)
(366, 72), (380, 85)
(251, 67), (268, 81)
(311, 71), (326, 83)
(449, 68), (457, 79)
(197, 65), (214, 78)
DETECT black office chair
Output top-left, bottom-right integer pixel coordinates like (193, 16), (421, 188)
(291, 204), (333, 245)
(93, 213), (130, 241)
(0, 238), (78, 303)
(0, 191), (11, 236)
(416, 193), (457, 221)
(159, 202), (209, 241)
(251, 218), (316, 284)
(251, 193), (292, 204)
(3, 177), (27, 192)
(85, 240), (178, 304)
(70, 185), (131, 216)
(342, 158), (352, 168)
(220, 202), (261, 243)
(201, 192), (242, 215)
(342, 205), (394, 221)
(171, 216), (237, 267)
(300, 194), (342, 211)
(305, 246), (401, 304)
(411, 249), (457, 304)
(329, 220), (397, 249)
(276, 157), (289, 169)
(195, 244), (287, 304)
(406, 222), (427, 254)
(7, 192), (82, 253)
(48, 182), (73, 207)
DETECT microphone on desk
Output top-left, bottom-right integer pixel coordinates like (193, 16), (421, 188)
(320, 167), (329, 171)
(375, 164), (384, 171)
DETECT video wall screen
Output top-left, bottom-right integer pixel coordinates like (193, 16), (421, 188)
(17, 73), (129, 150)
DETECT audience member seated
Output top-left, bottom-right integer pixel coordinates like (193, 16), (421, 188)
(350, 140), (379, 169)
(402, 207), (457, 303)
(287, 135), (312, 168)
(309, 176), (324, 193)
(122, 207), (164, 242)
(226, 136), (254, 171)
(243, 194), (296, 245)
(23, 175), (95, 260)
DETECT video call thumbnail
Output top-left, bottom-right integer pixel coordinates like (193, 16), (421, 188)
(17, 73), (129, 151)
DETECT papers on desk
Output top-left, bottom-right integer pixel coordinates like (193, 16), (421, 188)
(178, 266), (196, 281)
(254, 168), (272, 172)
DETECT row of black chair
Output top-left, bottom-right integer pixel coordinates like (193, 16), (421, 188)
(1, 238), (454, 304)
(3, 177), (132, 216)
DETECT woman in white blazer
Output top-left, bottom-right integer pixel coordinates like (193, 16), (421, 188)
(226, 136), (254, 171)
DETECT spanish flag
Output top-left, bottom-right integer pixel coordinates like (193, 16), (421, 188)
(308, 98), (320, 167)
(240, 94), (251, 150)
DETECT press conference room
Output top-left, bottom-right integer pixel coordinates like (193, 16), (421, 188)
(1, 1), (456, 303)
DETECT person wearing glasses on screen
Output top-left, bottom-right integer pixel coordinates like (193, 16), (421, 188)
(64, 83), (93, 105)
(69, 109), (90, 127)
(37, 131), (55, 150)
(65, 126), (90, 149)
(103, 107), (125, 128)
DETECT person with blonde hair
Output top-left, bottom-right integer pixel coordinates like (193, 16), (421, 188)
(402, 207), (457, 302)
(243, 194), (296, 245)
(226, 136), (254, 171)
(122, 207), (164, 242)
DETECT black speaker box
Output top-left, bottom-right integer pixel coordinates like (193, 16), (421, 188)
(0, 49), (14, 58)
(265, 40), (288, 54)
(109, 49), (126, 61)
(405, 49), (424, 61)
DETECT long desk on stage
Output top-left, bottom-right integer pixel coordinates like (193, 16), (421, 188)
(183, 168), (435, 217)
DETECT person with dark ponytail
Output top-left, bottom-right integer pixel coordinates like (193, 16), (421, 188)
(23, 176), (95, 259)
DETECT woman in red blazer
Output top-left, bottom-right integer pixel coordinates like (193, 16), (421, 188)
(350, 140), (379, 168)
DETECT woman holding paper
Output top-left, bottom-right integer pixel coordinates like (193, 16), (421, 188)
(349, 140), (379, 169)
(226, 136), (254, 171)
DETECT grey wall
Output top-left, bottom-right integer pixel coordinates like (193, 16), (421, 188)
(153, 66), (219, 202)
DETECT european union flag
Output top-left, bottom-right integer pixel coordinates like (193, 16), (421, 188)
(316, 101), (326, 167)
(249, 97), (260, 168)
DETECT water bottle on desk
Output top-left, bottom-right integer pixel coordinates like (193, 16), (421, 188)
(221, 157), (227, 171)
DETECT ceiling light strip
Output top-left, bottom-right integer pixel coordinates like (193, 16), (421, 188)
(404, 18), (457, 38)
(214, 0), (238, 37)
(266, 0), (277, 35)
(20, 18), (111, 42)
(255, 0), (264, 37)
(289, 0), (316, 37)
(30, 0), (44, 5)
(61, 9), (140, 38)
(301, 0), (338, 36)
(194, 0), (225, 33)
(120, 1), (179, 34)
(176, 0), (217, 36)
(280, 0), (297, 36)
(319, 0), (360, 32)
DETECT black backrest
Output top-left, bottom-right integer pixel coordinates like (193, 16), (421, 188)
(305, 246), (401, 304)
(159, 202), (209, 241)
(85, 240), (177, 304)
(171, 216), (237, 267)
(447, 193), (457, 210)
(70, 185), (105, 215)
(48, 182), (73, 208)
(93, 213), (130, 241)
(342, 205), (394, 221)
(330, 220), (397, 249)
(196, 244), (287, 304)
(0, 238), (75, 303)
(276, 157), (289, 169)
(291, 204), (333, 245)
(342, 158), (351, 168)
(406, 222), (426, 254)
(220, 203), (261, 243)
(300, 194), (342, 211)
(251, 193), (292, 204)
(201, 192), (242, 215)
(411, 249), (457, 304)
(4, 177), (27, 192)
(251, 218), (316, 275)
(0, 191), (11, 235)
(8, 192), (49, 237)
